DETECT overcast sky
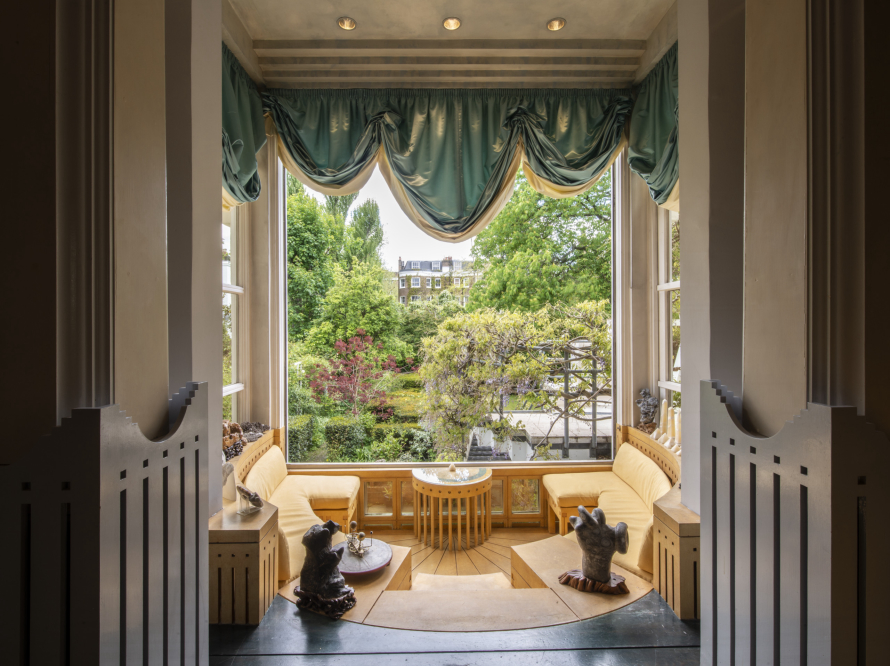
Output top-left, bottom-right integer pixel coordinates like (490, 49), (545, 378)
(302, 166), (475, 271)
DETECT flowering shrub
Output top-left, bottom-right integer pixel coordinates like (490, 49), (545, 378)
(308, 329), (408, 416)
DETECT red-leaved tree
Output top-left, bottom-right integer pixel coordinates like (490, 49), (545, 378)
(308, 330), (407, 417)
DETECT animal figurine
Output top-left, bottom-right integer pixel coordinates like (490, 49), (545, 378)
(558, 506), (630, 594)
(294, 521), (356, 619)
(635, 388), (659, 434)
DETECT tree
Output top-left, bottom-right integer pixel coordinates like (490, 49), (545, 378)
(420, 301), (612, 460)
(398, 291), (463, 357)
(305, 262), (408, 362)
(343, 199), (385, 269)
(469, 169), (612, 311)
(308, 330), (399, 416)
(286, 176), (342, 341)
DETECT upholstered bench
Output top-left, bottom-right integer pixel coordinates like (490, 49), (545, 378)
(543, 443), (673, 581)
(239, 444), (360, 584)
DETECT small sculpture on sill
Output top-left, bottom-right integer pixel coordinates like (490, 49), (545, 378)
(635, 389), (659, 435)
(345, 521), (374, 558)
(294, 520), (356, 619)
(235, 484), (263, 514)
(559, 506), (630, 595)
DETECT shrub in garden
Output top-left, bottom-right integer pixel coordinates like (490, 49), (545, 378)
(324, 416), (367, 461)
(287, 414), (315, 462)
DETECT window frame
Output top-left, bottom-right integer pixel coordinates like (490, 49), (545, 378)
(411, 261), (420, 269)
(222, 206), (248, 421)
(435, 277), (441, 288)
(426, 277), (432, 288)
(432, 261), (441, 271)
(656, 209), (681, 400)
(399, 296), (406, 304)
(411, 295), (420, 302)
(399, 277), (406, 288)
(411, 277), (420, 288)
(453, 277), (460, 286)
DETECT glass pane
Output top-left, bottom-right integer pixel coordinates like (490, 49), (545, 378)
(365, 481), (394, 516)
(511, 479), (540, 514)
(223, 390), (241, 423)
(670, 289), (680, 384)
(223, 292), (240, 386)
(222, 208), (238, 286)
(400, 480), (414, 516)
(669, 210), (680, 283)
(491, 479), (504, 514)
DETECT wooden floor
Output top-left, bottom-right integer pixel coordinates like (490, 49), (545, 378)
(369, 527), (552, 587)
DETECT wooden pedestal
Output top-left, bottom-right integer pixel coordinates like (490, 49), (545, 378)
(652, 487), (700, 620)
(209, 501), (279, 624)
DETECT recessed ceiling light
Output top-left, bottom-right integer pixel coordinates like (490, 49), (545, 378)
(547, 17), (566, 31)
(338, 16), (356, 31)
(443, 17), (461, 31)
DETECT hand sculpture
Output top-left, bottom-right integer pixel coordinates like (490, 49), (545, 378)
(559, 506), (631, 594)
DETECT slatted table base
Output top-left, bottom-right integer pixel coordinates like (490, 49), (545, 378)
(413, 477), (492, 550)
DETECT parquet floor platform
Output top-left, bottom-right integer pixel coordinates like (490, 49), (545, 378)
(371, 528), (552, 585)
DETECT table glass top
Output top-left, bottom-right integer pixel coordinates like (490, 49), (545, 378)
(412, 467), (489, 485)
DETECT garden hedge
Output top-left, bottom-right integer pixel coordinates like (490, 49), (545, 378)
(287, 414), (315, 462)
(325, 416), (367, 461)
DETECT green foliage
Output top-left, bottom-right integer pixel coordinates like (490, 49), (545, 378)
(398, 292), (463, 357)
(470, 169), (612, 312)
(286, 177), (342, 341)
(287, 414), (315, 462)
(343, 199), (385, 269)
(305, 262), (408, 361)
(420, 301), (612, 460)
(398, 372), (423, 391)
(324, 416), (368, 462)
(354, 433), (404, 463)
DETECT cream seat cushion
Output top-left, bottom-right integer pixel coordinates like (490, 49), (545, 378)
(542, 471), (624, 508)
(297, 475), (361, 510)
(611, 444), (672, 512)
(566, 486), (654, 580)
(269, 480), (346, 582)
(242, 445), (288, 502)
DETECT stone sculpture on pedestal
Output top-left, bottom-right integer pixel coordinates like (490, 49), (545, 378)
(559, 506), (630, 594)
(294, 520), (357, 619)
(635, 388), (659, 434)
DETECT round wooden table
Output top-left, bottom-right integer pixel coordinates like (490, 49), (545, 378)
(332, 539), (393, 576)
(412, 467), (493, 550)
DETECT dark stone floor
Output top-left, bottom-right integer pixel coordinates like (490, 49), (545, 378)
(210, 590), (700, 665)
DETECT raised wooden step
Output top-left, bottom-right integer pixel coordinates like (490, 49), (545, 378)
(411, 572), (511, 591)
(363, 588), (578, 631)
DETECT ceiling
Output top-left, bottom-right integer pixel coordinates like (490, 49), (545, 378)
(225, 0), (677, 88)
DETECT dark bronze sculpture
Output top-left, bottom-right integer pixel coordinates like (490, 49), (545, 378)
(635, 388), (659, 434)
(559, 506), (631, 594)
(294, 520), (357, 619)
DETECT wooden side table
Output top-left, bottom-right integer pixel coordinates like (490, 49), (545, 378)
(412, 467), (492, 550)
(652, 486), (701, 620)
(209, 500), (279, 624)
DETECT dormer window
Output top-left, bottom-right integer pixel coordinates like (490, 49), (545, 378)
(453, 260), (462, 271)
(432, 261), (441, 271)
(411, 261), (420, 269)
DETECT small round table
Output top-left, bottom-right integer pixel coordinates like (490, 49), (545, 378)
(333, 539), (393, 576)
(412, 467), (493, 550)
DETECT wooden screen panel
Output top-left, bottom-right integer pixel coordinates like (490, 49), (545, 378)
(700, 379), (890, 666)
(0, 382), (210, 666)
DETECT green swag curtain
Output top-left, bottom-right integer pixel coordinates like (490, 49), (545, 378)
(222, 44), (267, 208)
(628, 42), (679, 208)
(263, 89), (633, 241)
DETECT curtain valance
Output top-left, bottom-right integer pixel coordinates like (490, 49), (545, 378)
(222, 44), (267, 209)
(263, 88), (632, 241)
(627, 42), (679, 209)
(222, 42), (679, 234)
